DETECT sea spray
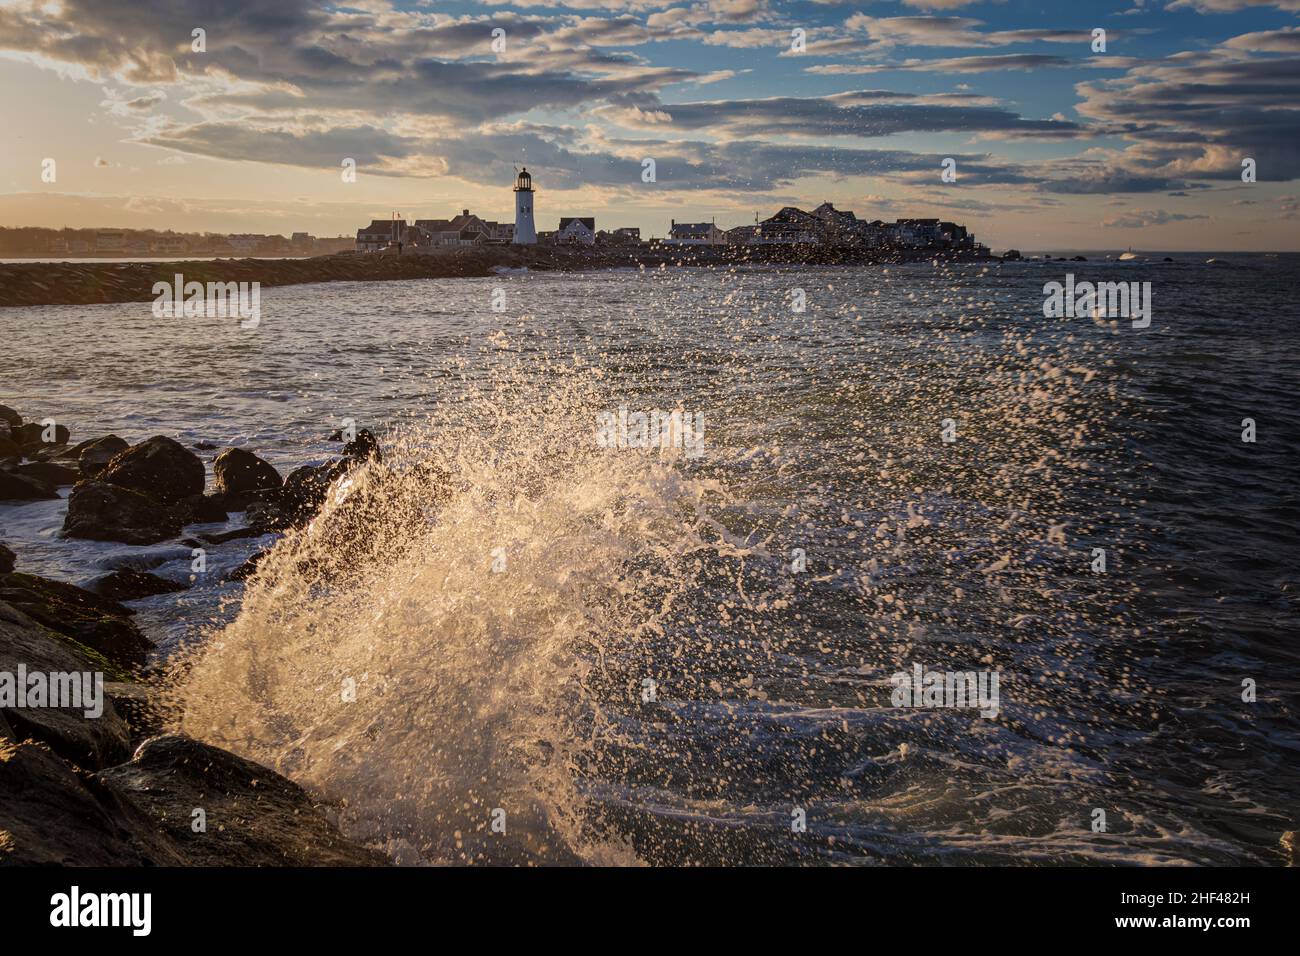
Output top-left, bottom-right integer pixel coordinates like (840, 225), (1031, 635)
(168, 371), (748, 865)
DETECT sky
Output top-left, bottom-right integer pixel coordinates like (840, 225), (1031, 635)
(1, 0), (1297, 251)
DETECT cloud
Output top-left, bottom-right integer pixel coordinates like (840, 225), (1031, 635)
(1101, 208), (1208, 228)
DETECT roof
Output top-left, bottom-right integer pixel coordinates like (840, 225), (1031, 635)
(670, 222), (716, 236)
(559, 217), (595, 231)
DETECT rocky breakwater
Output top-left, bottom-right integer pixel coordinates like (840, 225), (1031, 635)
(0, 243), (1001, 309)
(0, 404), (392, 865)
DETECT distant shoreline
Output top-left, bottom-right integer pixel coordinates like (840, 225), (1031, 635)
(0, 244), (998, 308)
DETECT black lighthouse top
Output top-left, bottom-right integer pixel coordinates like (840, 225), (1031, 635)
(514, 167), (533, 192)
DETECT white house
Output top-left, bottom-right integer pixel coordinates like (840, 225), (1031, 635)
(666, 220), (725, 245)
(556, 217), (596, 245)
(356, 219), (404, 252)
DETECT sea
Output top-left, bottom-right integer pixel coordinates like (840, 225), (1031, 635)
(2, 251), (1297, 865)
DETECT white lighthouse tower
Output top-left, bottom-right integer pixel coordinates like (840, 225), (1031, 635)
(513, 167), (537, 245)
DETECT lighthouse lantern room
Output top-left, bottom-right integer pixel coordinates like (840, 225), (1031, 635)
(513, 167), (537, 245)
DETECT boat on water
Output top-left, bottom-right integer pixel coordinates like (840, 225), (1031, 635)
(1118, 247), (1139, 261)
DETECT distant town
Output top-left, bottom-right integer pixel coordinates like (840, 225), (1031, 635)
(353, 205), (986, 255)
(349, 167), (988, 257)
(1, 170), (988, 259)
(0, 227), (353, 258)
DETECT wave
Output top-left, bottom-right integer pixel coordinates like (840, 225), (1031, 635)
(167, 367), (749, 865)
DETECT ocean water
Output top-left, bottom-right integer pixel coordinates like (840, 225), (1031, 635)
(1, 253), (1297, 865)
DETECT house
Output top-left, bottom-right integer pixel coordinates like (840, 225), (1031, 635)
(484, 221), (514, 244)
(413, 219), (458, 246)
(448, 210), (490, 243)
(95, 230), (126, 253)
(598, 227), (641, 245)
(667, 220), (725, 245)
(153, 236), (189, 255)
(356, 219), (404, 252)
(725, 225), (760, 245)
(753, 207), (822, 244)
(556, 217), (596, 245)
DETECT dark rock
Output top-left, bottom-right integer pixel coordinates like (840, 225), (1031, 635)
(14, 420), (70, 451)
(83, 570), (186, 603)
(0, 739), (185, 865)
(200, 526), (270, 545)
(63, 479), (182, 546)
(0, 469), (58, 500)
(212, 488), (267, 510)
(0, 435), (20, 460)
(1002, 249), (1022, 261)
(1163, 256), (1174, 262)
(1071, 255), (1087, 262)
(104, 682), (164, 741)
(268, 459), (351, 525)
(327, 427), (382, 461)
(177, 493), (228, 524)
(26, 442), (71, 462)
(226, 549), (268, 581)
(0, 573), (153, 673)
(101, 435), (205, 504)
(77, 434), (129, 477)
(344, 429), (381, 461)
(0, 405), (20, 429)
(213, 447), (282, 495)
(15, 460), (79, 486)
(99, 734), (390, 866)
(0, 601), (132, 770)
(0, 542), (14, 574)
(193, 441), (217, 451)
(245, 499), (289, 531)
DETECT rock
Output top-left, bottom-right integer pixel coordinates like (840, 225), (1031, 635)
(212, 488), (266, 510)
(101, 435), (205, 504)
(99, 735), (390, 866)
(104, 682), (164, 741)
(0, 573), (153, 673)
(213, 447), (282, 495)
(269, 459), (351, 525)
(344, 429), (382, 461)
(200, 526), (269, 545)
(0, 542), (14, 574)
(0, 405), (20, 429)
(0, 435), (20, 460)
(15, 460), (79, 486)
(193, 441), (217, 451)
(14, 420), (70, 451)
(83, 570), (187, 603)
(77, 434), (129, 477)
(0, 739), (185, 865)
(177, 493), (228, 524)
(245, 499), (289, 531)
(226, 552), (264, 581)
(0, 601), (132, 770)
(63, 479), (182, 546)
(0, 469), (58, 500)
(27, 443), (72, 462)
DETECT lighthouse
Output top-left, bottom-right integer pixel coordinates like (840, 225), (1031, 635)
(513, 167), (537, 245)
